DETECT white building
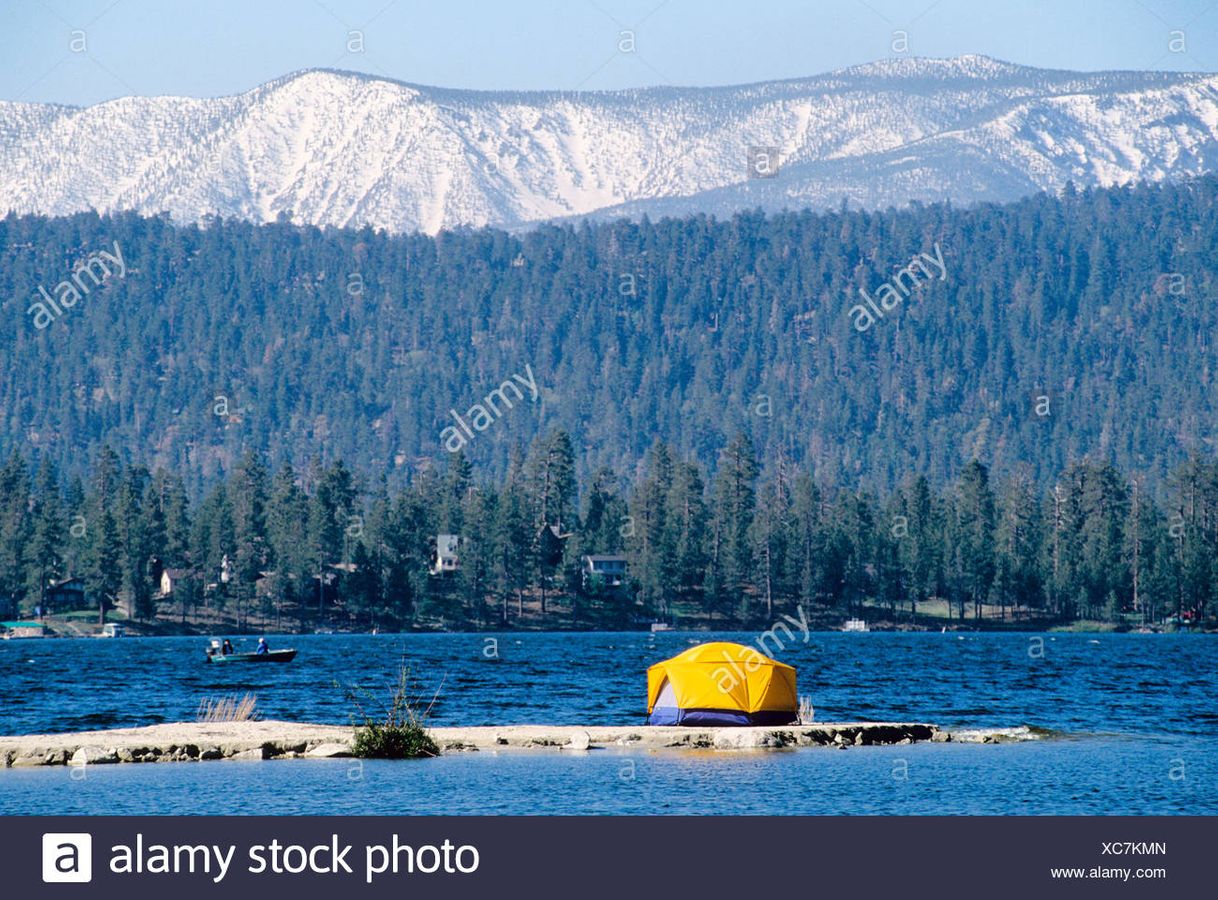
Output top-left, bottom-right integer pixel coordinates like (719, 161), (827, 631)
(430, 534), (461, 575)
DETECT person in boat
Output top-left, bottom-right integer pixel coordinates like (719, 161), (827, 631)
(222, 639), (234, 655)
(256, 637), (269, 655)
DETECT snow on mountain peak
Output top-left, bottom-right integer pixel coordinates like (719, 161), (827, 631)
(3, 56), (1218, 234)
(838, 53), (1025, 80)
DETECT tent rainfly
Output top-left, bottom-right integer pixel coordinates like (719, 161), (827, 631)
(646, 641), (798, 726)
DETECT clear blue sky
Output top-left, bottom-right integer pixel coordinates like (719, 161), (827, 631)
(3, 0), (1217, 105)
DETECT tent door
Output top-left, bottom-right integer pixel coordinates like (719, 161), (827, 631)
(655, 678), (678, 709)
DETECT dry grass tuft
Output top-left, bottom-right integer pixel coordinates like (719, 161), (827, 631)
(196, 693), (259, 723)
(798, 695), (815, 725)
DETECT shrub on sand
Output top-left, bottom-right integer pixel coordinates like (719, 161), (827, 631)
(343, 664), (441, 760)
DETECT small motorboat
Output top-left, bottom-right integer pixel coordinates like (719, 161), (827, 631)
(205, 639), (296, 663)
(207, 649), (296, 663)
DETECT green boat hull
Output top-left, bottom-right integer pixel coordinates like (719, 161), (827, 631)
(206, 649), (297, 663)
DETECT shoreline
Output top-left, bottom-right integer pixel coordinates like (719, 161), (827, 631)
(6, 622), (1205, 639)
(0, 720), (1043, 767)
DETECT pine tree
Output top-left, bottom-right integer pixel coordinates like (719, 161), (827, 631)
(27, 458), (65, 617)
(162, 479), (201, 622)
(267, 464), (312, 627)
(230, 450), (271, 628)
(307, 459), (357, 618)
(752, 461), (794, 619)
(525, 430), (577, 614)
(154, 469), (192, 569)
(582, 467), (627, 554)
(116, 465), (156, 620)
(458, 485), (499, 625)
(89, 505), (123, 626)
(1065, 461), (1131, 620)
(382, 486), (424, 624)
(438, 452), (472, 534)
(0, 452), (31, 618)
(85, 448), (124, 626)
(628, 441), (676, 618)
(191, 481), (235, 615)
(709, 433), (759, 620)
(789, 473), (828, 607)
(529, 430), (577, 531)
(667, 460), (709, 609)
(837, 491), (878, 617)
(902, 475), (940, 617)
(955, 460), (997, 620)
(993, 471), (1044, 620)
(496, 450), (533, 621)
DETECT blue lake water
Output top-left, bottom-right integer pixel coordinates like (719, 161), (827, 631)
(1, 632), (1216, 815)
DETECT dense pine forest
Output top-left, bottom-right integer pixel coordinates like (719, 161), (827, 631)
(4, 175), (1218, 492)
(0, 438), (1213, 631)
(4, 176), (1218, 630)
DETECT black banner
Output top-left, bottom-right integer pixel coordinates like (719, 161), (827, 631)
(6, 816), (1206, 897)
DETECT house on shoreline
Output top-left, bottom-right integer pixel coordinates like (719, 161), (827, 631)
(44, 576), (86, 612)
(582, 554), (627, 589)
(159, 568), (197, 598)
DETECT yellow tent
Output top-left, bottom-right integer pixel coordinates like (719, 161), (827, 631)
(646, 641), (798, 726)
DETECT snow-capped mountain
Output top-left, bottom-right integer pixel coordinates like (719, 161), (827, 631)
(5, 55), (1218, 234)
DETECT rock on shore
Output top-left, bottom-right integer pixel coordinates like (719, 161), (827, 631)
(0, 720), (1040, 768)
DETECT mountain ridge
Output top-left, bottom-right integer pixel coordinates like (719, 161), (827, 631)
(5, 55), (1218, 233)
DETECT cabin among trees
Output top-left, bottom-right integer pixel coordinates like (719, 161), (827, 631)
(583, 555), (627, 589)
(158, 568), (195, 597)
(44, 576), (86, 613)
(430, 534), (460, 575)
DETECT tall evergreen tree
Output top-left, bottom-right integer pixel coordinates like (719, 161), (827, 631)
(496, 450), (533, 621)
(667, 460), (709, 608)
(752, 461), (794, 618)
(27, 458), (65, 617)
(628, 441), (676, 618)
(116, 465), (156, 620)
(267, 463), (312, 626)
(307, 459), (357, 617)
(0, 452), (31, 618)
(582, 467), (627, 554)
(708, 433), (759, 619)
(85, 447), (124, 626)
(993, 471), (1044, 620)
(955, 460), (997, 620)
(230, 450), (271, 628)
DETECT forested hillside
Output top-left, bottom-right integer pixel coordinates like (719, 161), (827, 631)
(3, 175), (1218, 493)
(0, 441), (1212, 630)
